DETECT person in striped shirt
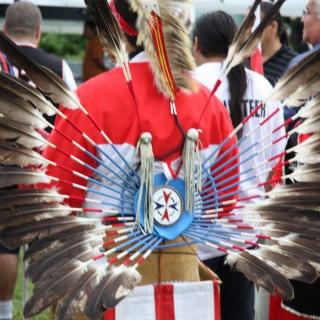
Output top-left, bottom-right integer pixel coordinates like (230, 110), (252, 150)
(260, 1), (298, 87)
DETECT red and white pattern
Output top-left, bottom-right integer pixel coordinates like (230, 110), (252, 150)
(104, 281), (220, 320)
(269, 295), (320, 320)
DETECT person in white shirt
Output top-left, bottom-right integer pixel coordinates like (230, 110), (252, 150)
(193, 11), (286, 320)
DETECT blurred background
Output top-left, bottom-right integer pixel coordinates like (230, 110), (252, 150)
(0, 0), (309, 85)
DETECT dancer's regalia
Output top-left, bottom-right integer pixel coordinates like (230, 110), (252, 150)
(0, 0), (320, 319)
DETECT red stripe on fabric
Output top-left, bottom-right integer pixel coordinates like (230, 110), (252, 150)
(269, 295), (281, 320)
(214, 280), (221, 320)
(167, 163), (178, 179)
(104, 308), (116, 320)
(155, 284), (175, 320)
(269, 294), (317, 320)
(109, 1), (138, 36)
(280, 307), (313, 320)
(0, 52), (9, 73)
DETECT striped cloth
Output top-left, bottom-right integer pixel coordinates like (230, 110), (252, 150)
(0, 52), (14, 75)
(270, 294), (320, 320)
(104, 280), (220, 320)
(263, 45), (297, 87)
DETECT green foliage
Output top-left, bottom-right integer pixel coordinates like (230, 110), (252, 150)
(40, 33), (86, 61)
(14, 255), (50, 320)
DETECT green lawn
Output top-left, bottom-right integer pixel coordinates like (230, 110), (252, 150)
(13, 257), (50, 320)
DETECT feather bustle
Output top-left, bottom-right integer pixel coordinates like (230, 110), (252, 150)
(226, 251), (294, 300)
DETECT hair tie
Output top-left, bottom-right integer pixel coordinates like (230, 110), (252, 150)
(109, 0), (138, 37)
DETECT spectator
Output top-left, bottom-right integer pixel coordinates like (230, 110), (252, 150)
(3, 0), (77, 128)
(3, 1), (76, 92)
(287, 0), (320, 68)
(82, 19), (106, 81)
(260, 1), (298, 87)
(0, 2), (77, 319)
(193, 11), (286, 320)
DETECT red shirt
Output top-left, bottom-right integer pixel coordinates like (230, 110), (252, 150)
(44, 62), (239, 208)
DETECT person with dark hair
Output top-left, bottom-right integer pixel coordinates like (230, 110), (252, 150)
(82, 19), (107, 81)
(260, 1), (298, 87)
(193, 11), (286, 320)
(44, 1), (239, 319)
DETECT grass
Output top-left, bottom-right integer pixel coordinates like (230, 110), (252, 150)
(13, 256), (50, 320)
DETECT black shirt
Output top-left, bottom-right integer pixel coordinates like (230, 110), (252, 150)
(263, 45), (297, 87)
(16, 46), (64, 131)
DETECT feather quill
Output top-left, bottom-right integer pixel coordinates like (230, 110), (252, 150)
(129, 0), (196, 97)
(288, 135), (320, 156)
(270, 235), (320, 264)
(0, 204), (71, 231)
(296, 96), (320, 119)
(255, 249), (318, 283)
(23, 260), (86, 318)
(84, 265), (141, 320)
(0, 189), (64, 209)
(284, 74), (320, 107)
(26, 236), (103, 283)
(294, 150), (320, 165)
(266, 236), (320, 263)
(269, 181), (320, 196)
(32, 244), (101, 287)
(0, 89), (47, 129)
(0, 140), (46, 167)
(0, 216), (87, 248)
(294, 114), (320, 135)
(85, 0), (129, 73)
(256, 205), (320, 222)
(226, 0), (261, 72)
(222, 0), (285, 77)
(0, 167), (50, 189)
(226, 251), (294, 300)
(24, 223), (99, 261)
(288, 163), (320, 182)
(101, 266), (141, 308)
(270, 49), (320, 102)
(56, 266), (100, 320)
(0, 117), (45, 149)
(0, 71), (56, 116)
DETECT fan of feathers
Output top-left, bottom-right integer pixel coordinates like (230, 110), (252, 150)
(0, 0), (320, 319)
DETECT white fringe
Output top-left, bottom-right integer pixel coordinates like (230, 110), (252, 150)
(136, 132), (154, 233)
(183, 128), (202, 213)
